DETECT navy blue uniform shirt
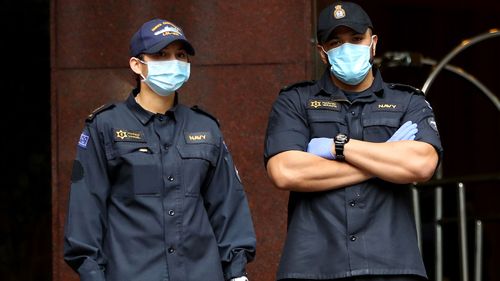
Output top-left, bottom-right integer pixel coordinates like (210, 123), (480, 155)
(264, 69), (442, 280)
(64, 92), (256, 281)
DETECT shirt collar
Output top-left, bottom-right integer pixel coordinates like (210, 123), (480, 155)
(126, 90), (179, 125)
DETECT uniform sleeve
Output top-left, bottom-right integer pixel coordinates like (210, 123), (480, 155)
(264, 90), (309, 164)
(63, 122), (110, 281)
(404, 94), (444, 159)
(201, 136), (256, 280)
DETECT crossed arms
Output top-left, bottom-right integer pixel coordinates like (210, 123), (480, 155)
(266, 123), (439, 192)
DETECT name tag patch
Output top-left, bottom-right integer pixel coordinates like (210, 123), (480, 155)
(374, 103), (402, 112)
(185, 131), (213, 144)
(113, 129), (145, 142)
(307, 99), (340, 111)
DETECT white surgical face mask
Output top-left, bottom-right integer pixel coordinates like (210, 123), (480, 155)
(323, 36), (374, 85)
(140, 59), (190, 96)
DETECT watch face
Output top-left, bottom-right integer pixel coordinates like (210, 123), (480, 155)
(336, 134), (348, 142)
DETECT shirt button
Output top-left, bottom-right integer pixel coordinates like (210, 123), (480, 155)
(168, 210), (175, 216)
(350, 235), (357, 241)
(349, 201), (356, 207)
(168, 247), (175, 253)
(168, 176), (174, 181)
(351, 111), (355, 115)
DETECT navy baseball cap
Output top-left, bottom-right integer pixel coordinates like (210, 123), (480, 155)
(129, 19), (195, 57)
(317, 1), (373, 43)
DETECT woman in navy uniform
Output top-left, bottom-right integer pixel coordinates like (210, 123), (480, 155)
(264, 2), (442, 281)
(64, 19), (256, 281)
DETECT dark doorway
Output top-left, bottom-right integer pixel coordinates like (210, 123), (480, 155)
(0, 0), (51, 280)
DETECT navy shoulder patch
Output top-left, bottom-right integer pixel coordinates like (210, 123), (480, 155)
(86, 103), (115, 122)
(191, 105), (220, 127)
(388, 83), (424, 96)
(280, 80), (316, 93)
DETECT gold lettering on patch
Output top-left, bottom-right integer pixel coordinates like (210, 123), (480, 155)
(309, 100), (338, 109)
(188, 135), (207, 141)
(126, 132), (142, 139)
(378, 104), (397, 109)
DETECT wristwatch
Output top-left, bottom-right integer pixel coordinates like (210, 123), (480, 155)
(334, 133), (349, 161)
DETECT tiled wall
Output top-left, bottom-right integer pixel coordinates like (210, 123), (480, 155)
(51, 1), (314, 280)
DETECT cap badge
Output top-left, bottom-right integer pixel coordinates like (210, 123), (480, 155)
(333, 5), (346, 19)
(152, 21), (182, 37)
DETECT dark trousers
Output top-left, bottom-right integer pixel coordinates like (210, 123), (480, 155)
(281, 275), (425, 281)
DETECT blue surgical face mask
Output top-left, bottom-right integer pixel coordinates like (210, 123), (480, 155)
(140, 59), (190, 96)
(323, 36), (374, 85)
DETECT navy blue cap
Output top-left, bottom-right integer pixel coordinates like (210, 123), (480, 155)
(129, 19), (195, 57)
(317, 1), (373, 43)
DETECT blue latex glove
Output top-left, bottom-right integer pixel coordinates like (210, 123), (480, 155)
(307, 137), (335, 159)
(387, 121), (418, 142)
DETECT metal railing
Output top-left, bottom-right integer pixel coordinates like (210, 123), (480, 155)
(415, 174), (500, 281)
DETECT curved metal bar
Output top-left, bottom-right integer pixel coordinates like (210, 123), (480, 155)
(421, 58), (500, 111)
(378, 29), (499, 281)
(422, 29), (500, 94)
(420, 30), (498, 281)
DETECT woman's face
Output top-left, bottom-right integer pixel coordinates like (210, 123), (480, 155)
(143, 41), (189, 62)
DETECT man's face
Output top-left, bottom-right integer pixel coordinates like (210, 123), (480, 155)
(318, 26), (377, 64)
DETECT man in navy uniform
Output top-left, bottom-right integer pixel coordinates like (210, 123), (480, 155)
(264, 2), (442, 281)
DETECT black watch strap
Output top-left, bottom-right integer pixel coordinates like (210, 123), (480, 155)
(335, 142), (345, 161)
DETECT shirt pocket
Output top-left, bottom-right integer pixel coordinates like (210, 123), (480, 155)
(307, 110), (346, 138)
(362, 112), (402, 142)
(177, 144), (219, 197)
(107, 142), (162, 197)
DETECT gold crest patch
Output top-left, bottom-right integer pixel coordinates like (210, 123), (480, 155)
(307, 99), (340, 111)
(333, 5), (346, 19)
(113, 129), (145, 142)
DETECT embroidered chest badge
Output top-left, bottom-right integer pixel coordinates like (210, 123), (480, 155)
(307, 99), (340, 111)
(113, 129), (145, 142)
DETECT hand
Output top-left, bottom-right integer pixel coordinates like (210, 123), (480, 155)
(307, 137), (335, 159)
(387, 121), (418, 142)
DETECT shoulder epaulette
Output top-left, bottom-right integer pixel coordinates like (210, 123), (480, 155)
(280, 80), (316, 93)
(388, 83), (425, 96)
(191, 105), (220, 127)
(86, 103), (115, 122)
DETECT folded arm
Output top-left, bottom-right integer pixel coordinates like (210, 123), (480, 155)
(266, 150), (373, 192)
(343, 139), (438, 184)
